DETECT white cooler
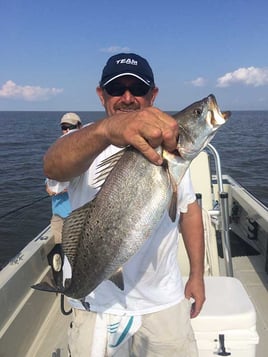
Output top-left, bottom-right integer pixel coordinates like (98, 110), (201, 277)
(190, 277), (259, 356)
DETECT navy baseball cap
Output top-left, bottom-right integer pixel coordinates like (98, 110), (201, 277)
(100, 53), (155, 87)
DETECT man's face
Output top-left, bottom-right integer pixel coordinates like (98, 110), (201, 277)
(97, 76), (158, 116)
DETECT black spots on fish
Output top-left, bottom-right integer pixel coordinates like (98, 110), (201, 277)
(85, 225), (96, 238)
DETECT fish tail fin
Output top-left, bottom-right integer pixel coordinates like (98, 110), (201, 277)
(31, 281), (64, 294)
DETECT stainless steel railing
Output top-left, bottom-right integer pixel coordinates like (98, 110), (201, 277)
(207, 144), (233, 277)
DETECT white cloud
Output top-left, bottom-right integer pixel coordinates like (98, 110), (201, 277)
(0, 80), (63, 101)
(100, 46), (130, 53)
(217, 67), (268, 87)
(190, 77), (206, 87)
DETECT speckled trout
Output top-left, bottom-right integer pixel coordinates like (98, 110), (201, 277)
(32, 94), (230, 299)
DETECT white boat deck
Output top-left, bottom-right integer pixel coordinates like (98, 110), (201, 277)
(25, 294), (71, 357)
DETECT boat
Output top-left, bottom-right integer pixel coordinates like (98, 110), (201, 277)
(0, 144), (267, 356)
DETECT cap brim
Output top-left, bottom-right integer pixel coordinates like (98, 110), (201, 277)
(101, 73), (152, 87)
(60, 119), (81, 125)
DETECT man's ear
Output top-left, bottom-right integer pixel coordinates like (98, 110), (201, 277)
(96, 86), (105, 106)
(150, 87), (159, 105)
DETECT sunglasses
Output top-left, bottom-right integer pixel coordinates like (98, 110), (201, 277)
(103, 81), (151, 97)
(61, 124), (77, 131)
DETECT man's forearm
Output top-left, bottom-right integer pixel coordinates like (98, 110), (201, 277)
(43, 107), (180, 182)
(180, 201), (205, 277)
(180, 200), (205, 317)
(44, 120), (109, 181)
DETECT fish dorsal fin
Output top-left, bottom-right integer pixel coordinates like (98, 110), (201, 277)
(162, 159), (178, 222)
(62, 200), (96, 269)
(108, 267), (124, 291)
(93, 149), (126, 186)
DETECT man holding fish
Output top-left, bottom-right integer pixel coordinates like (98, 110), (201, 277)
(43, 53), (228, 356)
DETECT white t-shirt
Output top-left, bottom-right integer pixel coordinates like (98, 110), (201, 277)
(64, 145), (196, 315)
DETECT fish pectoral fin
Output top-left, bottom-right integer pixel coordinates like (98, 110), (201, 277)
(168, 191), (178, 222)
(163, 158), (178, 222)
(108, 267), (124, 291)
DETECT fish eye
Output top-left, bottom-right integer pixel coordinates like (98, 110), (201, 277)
(193, 108), (202, 117)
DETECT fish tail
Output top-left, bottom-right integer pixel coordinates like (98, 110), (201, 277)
(31, 281), (64, 294)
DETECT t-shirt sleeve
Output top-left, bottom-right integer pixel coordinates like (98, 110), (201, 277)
(46, 178), (69, 194)
(177, 169), (196, 213)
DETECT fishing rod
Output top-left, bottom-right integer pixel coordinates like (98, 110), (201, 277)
(0, 195), (50, 220)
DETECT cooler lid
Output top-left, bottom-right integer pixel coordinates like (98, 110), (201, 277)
(190, 277), (256, 331)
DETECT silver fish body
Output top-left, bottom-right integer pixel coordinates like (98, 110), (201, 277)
(32, 94), (230, 299)
(62, 148), (173, 298)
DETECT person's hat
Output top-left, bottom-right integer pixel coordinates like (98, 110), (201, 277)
(60, 112), (81, 125)
(100, 53), (155, 87)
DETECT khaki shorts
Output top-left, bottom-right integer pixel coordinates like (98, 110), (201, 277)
(68, 299), (198, 357)
(50, 214), (64, 244)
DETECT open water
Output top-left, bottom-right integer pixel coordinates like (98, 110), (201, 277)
(0, 110), (267, 268)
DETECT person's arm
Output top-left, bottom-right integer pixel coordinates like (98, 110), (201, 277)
(43, 107), (179, 181)
(179, 200), (205, 318)
(45, 183), (55, 196)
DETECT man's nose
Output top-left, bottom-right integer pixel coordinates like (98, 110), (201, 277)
(121, 89), (135, 102)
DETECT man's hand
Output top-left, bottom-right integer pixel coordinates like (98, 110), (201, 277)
(101, 107), (179, 165)
(184, 276), (205, 318)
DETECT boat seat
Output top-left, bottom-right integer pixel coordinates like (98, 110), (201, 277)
(178, 151), (220, 276)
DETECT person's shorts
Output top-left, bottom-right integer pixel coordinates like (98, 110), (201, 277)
(68, 298), (198, 357)
(50, 214), (64, 244)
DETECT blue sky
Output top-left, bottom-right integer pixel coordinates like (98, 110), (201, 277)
(1, 0), (268, 111)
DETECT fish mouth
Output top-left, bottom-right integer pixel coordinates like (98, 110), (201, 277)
(207, 94), (231, 126)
